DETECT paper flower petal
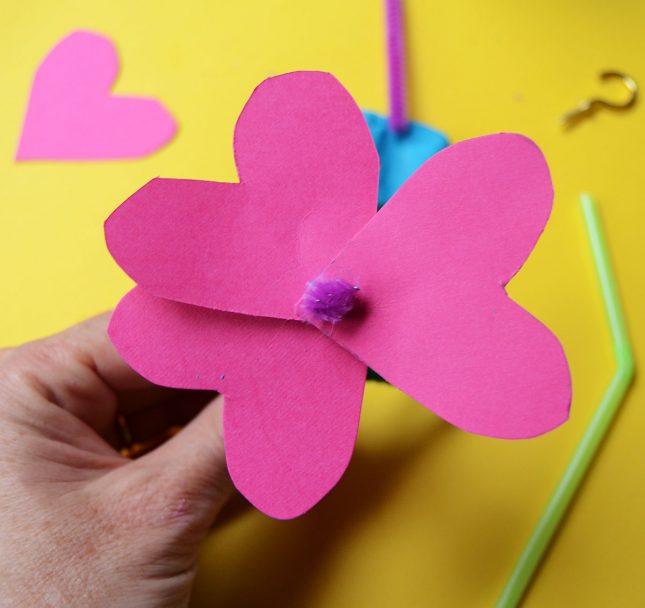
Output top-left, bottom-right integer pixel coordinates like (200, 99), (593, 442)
(105, 71), (379, 320)
(320, 133), (572, 439)
(109, 287), (367, 518)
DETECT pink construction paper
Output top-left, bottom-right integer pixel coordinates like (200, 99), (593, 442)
(106, 71), (572, 517)
(317, 134), (572, 439)
(110, 287), (367, 519)
(105, 71), (378, 319)
(17, 31), (177, 160)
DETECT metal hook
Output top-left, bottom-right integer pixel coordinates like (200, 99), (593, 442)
(561, 71), (638, 128)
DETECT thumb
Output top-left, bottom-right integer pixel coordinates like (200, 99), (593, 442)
(124, 395), (232, 537)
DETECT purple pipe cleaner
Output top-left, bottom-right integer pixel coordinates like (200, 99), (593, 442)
(298, 276), (360, 324)
(385, 0), (408, 133)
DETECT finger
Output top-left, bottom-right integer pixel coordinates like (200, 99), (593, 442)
(2, 313), (173, 439)
(54, 313), (157, 393)
(65, 315), (208, 421)
(127, 396), (231, 535)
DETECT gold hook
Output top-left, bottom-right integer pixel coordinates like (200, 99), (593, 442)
(561, 71), (638, 128)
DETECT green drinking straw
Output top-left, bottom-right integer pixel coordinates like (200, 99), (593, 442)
(496, 193), (635, 607)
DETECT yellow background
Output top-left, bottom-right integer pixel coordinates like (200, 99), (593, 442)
(1, 1), (644, 605)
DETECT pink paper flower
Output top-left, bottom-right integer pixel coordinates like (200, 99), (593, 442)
(106, 71), (571, 519)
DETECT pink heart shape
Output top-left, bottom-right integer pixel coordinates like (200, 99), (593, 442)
(16, 31), (177, 161)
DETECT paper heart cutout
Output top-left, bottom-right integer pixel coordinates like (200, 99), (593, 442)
(106, 72), (378, 320)
(16, 31), (177, 161)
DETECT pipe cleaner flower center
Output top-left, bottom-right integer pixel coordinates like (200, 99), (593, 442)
(298, 276), (360, 324)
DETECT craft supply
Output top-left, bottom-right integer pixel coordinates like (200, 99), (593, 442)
(17, 30), (176, 160)
(385, 0), (407, 132)
(561, 71), (638, 128)
(297, 276), (360, 324)
(364, 0), (448, 208)
(106, 71), (571, 519)
(497, 193), (635, 608)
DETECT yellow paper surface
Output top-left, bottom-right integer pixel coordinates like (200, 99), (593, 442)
(1, 1), (644, 605)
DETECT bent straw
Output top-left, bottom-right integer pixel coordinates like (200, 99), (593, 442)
(496, 193), (635, 607)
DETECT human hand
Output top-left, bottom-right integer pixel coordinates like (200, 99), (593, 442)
(0, 315), (231, 608)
